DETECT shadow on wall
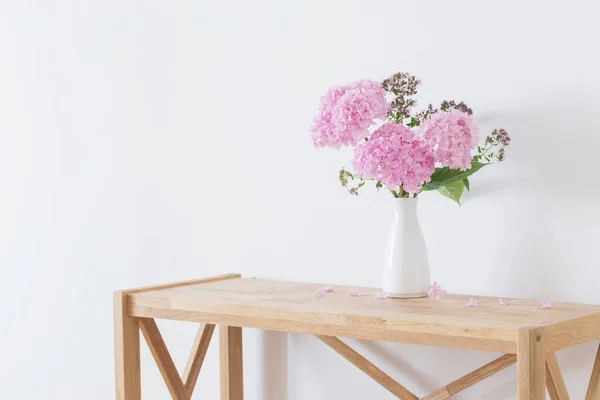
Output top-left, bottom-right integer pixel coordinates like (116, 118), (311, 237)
(479, 95), (600, 302)
(262, 90), (600, 399)
(257, 330), (288, 400)
(461, 91), (600, 399)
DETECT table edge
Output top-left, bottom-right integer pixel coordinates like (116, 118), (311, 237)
(541, 311), (600, 351)
(115, 272), (241, 295)
(116, 275), (600, 353)
(129, 303), (518, 353)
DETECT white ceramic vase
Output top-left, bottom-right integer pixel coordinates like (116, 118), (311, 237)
(382, 197), (431, 298)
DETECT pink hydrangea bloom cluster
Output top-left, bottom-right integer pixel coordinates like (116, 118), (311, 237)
(352, 123), (435, 193)
(309, 72), (511, 200)
(310, 80), (389, 149)
(417, 109), (480, 170)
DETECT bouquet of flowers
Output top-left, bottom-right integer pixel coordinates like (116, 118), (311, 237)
(310, 72), (510, 204)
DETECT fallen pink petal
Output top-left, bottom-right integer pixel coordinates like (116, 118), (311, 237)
(467, 297), (479, 307)
(540, 300), (552, 310)
(348, 288), (362, 297)
(428, 281), (446, 300)
(375, 291), (389, 299)
(428, 281), (441, 295)
(498, 298), (509, 307)
(431, 291), (445, 300)
(324, 285), (335, 292)
(267, 290), (273, 294)
(315, 289), (326, 297)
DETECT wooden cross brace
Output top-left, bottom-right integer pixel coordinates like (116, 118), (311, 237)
(128, 320), (600, 399)
(139, 319), (216, 400)
(316, 335), (600, 400)
(120, 318), (600, 400)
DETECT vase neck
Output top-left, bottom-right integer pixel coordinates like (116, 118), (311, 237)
(392, 198), (419, 217)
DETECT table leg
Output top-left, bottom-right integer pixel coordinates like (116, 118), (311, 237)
(220, 325), (244, 400)
(518, 327), (545, 399)
(114, 292), (141, 400)
(586, 344), (600, 400)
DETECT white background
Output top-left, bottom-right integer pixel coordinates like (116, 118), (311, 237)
(1, 0), (599, 399)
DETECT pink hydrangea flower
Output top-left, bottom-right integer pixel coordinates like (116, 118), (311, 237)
(310, 80), (388, 149)
(324, 285), (335, 293)
(417, 109), (480, 170)
(352, 123), (435, 193)
(348, 288), (362, 297)
(539, 300), (552, 310)
(330, 80), (389, 144)
(467, 297), (479, 307)
(375, 291), (389, 299)
(310, 86), (347, 149)
(428, 281), (446, 300)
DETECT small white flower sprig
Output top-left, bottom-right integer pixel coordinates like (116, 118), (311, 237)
(428, 282), (553, 310)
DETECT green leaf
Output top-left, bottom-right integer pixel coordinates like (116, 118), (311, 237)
(407, 117), (419, 127)
(437, 180), (464, 205)
(357, 181), (365, 188)
(462, 178), (470, 191)
(422, 161), (488, 191)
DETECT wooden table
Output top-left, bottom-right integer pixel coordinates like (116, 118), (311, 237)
(114, 273), (600, 399)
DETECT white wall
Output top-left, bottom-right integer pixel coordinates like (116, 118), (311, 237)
(1, 0), (599, 398)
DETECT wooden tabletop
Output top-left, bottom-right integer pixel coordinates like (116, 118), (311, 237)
(126, 274), (600, 354)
